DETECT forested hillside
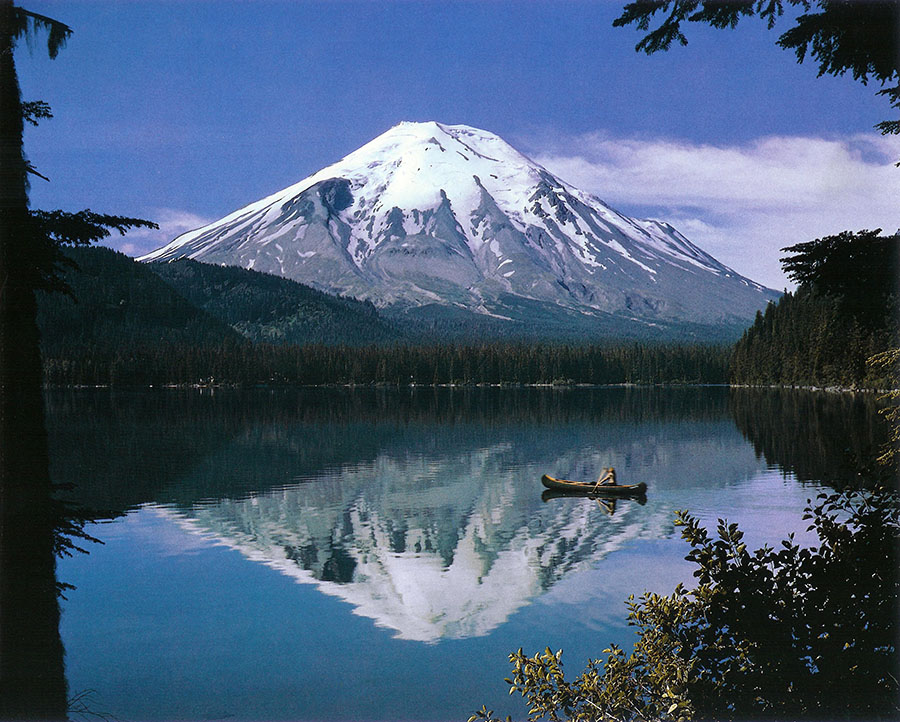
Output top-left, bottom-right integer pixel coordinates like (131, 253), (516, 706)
(150, 258), (403, 346)
(38, 230), (897, 390)
(36, 247), (410, 384)
(731, 230), (898, 389)
(37, 247), (245, 383)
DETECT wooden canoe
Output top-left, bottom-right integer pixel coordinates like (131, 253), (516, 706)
(541, 474), (647, 496)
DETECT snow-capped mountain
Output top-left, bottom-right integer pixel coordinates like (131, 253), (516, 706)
(141, 121), (777, 335)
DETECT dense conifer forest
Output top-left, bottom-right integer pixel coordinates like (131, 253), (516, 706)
(36, 231), (899, 390)
(40, 339), (731, 387)
(731, 230), (898, 389)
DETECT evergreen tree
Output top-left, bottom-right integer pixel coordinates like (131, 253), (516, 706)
(780, 228), (898, 324)
(732, 230), (898, 389)
(0, 5), (152, 717)
(1, 0), (155, 430)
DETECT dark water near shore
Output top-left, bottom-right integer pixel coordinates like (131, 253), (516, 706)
(45, 386), (888, 721)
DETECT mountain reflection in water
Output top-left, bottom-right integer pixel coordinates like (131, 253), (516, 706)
(158, 455), (666, 642)
(45, 386), (857, 643)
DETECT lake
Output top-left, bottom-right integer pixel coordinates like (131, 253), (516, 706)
(45, 386), (887, 722)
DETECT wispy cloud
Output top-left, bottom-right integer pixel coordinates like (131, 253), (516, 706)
(528, 132), (900, 290)
(108, 208), (214, 258)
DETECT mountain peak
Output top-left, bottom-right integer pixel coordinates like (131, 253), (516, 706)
(140, 122), (777, 339)
(388, 120), (511, 145)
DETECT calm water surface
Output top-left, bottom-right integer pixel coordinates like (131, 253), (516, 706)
(46, 387), (887, 722)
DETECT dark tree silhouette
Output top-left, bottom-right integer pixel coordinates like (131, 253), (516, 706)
(730, 230), (898, 388)
(614, 0), (900, 135)
(0, 2), (154, 717)
(1, 0), (156, 491)
(780, 229), (898, 312)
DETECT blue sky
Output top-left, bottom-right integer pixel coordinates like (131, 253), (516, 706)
(16, 0), (899, 289)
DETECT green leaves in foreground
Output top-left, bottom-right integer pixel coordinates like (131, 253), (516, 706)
(472, 488), (899, 722)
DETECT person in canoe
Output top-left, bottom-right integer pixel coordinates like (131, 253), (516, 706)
(597, 467), (617, 486)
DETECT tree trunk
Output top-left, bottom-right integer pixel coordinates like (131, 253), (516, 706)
(0, 1), (69, 717)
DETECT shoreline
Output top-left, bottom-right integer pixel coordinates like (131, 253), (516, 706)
(43, 382), (894, 393)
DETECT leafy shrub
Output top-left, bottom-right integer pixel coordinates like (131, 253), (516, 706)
(472, 488), (899, 721)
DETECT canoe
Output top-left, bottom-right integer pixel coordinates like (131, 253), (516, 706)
(541, 474), (647, 497)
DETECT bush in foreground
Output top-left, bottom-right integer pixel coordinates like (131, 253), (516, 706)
(472, 489), (899, 721)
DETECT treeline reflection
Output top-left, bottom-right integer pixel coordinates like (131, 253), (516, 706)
(46, 384), (732, 428)
(729, 388), (891, 487)
(45, 386), (732, 516)
(44, 386), (891, 521)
